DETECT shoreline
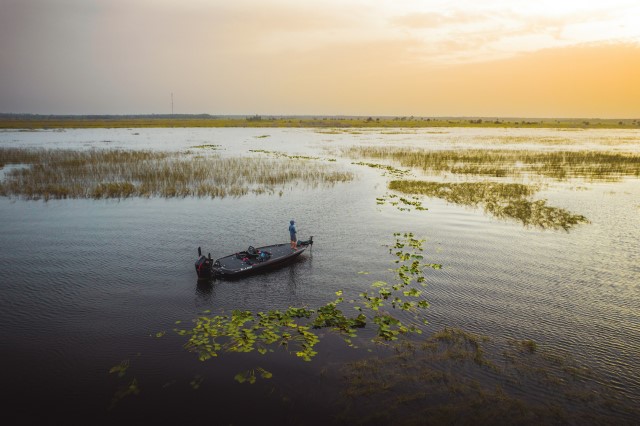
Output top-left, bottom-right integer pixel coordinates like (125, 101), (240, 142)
(1, 115), (639, 130)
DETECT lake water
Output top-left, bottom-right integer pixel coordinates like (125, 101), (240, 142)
(1, 127), (639, 424)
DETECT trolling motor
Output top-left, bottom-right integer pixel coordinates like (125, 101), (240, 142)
(195, 246), (213, 280)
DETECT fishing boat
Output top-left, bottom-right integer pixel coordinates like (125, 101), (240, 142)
(195, 237), (313, 280)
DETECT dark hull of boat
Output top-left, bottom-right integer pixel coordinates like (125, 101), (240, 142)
(196, 238), (313, 280)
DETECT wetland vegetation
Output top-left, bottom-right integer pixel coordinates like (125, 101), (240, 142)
(346, 147), (640, 230)
(168, 233), (437, 379)
(2, 114), (640, 129)
(3, 126), (639, 424)
(389, 181), (588, 230)
(347, 148), (640, 181)
(0, 148), (352, 200)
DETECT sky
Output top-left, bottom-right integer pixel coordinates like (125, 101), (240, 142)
(1, 0), (639, 118)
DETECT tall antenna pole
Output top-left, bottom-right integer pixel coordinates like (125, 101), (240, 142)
(171, 92), (174, 115)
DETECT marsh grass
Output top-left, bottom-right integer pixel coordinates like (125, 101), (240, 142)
(0, 148), (353, 200)
(190, 144), (221, 150)
(338, 329), (638, 425)
(476, 134), (640, 147)
(250, 149), (339, 163)
(389, 180), (588, 230)
(249, 149), (322, 161)
(475, 135), (576, 145)
(348, 147), (640, 181)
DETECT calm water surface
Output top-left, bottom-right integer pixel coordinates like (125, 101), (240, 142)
(1, 128), (639, 424)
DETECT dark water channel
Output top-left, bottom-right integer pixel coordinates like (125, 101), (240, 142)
(1, 128), (639, 424)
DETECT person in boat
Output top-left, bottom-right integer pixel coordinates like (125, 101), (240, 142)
(289, 219), (297, 250)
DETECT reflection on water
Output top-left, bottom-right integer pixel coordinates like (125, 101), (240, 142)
(340, 328), (640, 424)
(195, 280), (214, 303)
(1, 127), (639, 423)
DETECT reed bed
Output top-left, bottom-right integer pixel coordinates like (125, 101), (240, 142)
(347, 148), (640, 181)
(0, 148), (353, 200)
(474, 135), (576, 145)
(389, 180), (588, 230)
(474, 134), (640, 146)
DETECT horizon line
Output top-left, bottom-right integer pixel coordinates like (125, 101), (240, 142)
(1, 113), (639, 121)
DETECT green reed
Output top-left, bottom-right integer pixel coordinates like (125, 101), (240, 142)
(347, 147), (640, 181)
(0, 148), (353, 200)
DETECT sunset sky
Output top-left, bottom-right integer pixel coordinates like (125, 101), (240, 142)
(1, 0), (639, 118)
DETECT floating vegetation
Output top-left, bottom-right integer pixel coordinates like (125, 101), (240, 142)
(190, 144), (221, 150)
(347, 147), (640, 181)
(189, 375), (204, 390)
(173, 233), (439, 380)
(109, 360), (130, 378)
(250, 149), (339, 163)
(351, 161), (410, 178)
(389, 180), (588, 230)
(109, 378), (140, 410)
(338, 329), (640, 425)
(315, 130), (342, 134)
(254, 135), (270, 139)
(0, 148), (353, 200)
(234, 367), (273, 384)
(376, 193), (427, 212)
(249, 149), (322, 161)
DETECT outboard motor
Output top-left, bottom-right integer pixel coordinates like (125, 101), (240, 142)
(195, 247), (213, 280)
(297, 236), (314, 247)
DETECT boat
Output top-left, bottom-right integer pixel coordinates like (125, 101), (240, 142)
(195, 237), (313, 280)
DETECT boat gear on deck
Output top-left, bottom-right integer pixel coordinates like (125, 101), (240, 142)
(196, 236), (313, 280)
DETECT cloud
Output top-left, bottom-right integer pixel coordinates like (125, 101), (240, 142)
(1, 1), (639, 116)
(388, 6), (639, 64)
(391, 10), (491, 29)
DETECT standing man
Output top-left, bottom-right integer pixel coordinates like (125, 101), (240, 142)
(289, 220), (297, 250)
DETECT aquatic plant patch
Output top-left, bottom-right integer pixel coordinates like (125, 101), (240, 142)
(389, 180), (588, 230)
(351, 161), (411, 179)
(0, 148), (353, 200)
(375, 193), (428, 212)
(168, 233), (440, 382)
(249, 149), (323, 161)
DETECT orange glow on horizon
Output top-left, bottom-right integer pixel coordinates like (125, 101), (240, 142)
(1, 1), (639, 117)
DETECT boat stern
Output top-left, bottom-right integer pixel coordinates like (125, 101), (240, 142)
(195, 247), (214, 280)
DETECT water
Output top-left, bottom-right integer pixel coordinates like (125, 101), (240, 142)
(1, 127), (639, 424)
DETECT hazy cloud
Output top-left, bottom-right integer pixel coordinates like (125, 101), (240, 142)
(392, 10), (491, 29)
(1, 0), (639, 116)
